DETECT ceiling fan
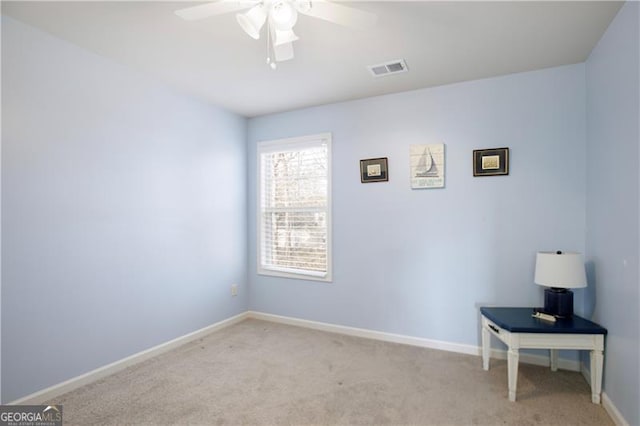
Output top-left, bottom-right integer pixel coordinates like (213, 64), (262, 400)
(175, 0), (377, 69)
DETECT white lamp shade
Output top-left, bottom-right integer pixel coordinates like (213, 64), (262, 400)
(270, 1), (298, 30)
(534, 251), (587, 289)
(236, 5), (267, 40)
(273, 28), (299, 46)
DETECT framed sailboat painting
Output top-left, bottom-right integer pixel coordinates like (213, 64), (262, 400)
(410, 144), (445, 189)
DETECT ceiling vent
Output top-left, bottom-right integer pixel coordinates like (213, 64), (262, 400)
(367, 59), (408, 78)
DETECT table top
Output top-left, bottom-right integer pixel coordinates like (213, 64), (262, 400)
(481, 307), (607, 334)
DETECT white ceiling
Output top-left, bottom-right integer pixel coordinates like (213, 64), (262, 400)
(2, 1), (622, 117)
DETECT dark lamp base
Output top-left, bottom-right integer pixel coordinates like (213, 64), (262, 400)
(544, 288), (574, 317)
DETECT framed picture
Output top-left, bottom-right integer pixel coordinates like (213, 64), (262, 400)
(410, 143), (445, 189)
(473, 147), (509, 176)
(360, 157), (388, 183)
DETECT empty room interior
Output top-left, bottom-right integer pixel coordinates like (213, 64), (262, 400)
(1, 0), (639, 425)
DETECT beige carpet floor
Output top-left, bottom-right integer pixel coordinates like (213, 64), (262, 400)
(48, 319), (613, 425)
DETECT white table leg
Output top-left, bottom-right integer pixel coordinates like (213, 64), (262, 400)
(482, 321), (490, 370)
(550, 349), (558, 372)
(590, 349), (604, 404)
(507, 347), (519, 402)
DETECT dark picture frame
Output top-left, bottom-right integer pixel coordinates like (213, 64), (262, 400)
(473, 148), (509, 177)
(360, 157), (389, 183)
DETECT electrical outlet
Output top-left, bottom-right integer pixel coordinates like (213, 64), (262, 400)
(231, 284), (238, 296)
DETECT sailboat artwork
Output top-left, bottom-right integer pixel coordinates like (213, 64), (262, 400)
(414, 148), (439, 177)
(410, 144), (445, 189)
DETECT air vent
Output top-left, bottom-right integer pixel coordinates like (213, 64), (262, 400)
(367, 59), (408, 78)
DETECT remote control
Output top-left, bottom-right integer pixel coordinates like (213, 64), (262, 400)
(532, 312), (556, 322)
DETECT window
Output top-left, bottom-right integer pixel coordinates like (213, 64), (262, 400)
(257, 133), (331, 281)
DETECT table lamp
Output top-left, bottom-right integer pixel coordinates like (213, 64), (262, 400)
(534, 251), (586, 317)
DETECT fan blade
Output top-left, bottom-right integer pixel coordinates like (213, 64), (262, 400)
(175, 1), (255, 21)
(298, 1), (377, 30)
(274, 42), (295, 62)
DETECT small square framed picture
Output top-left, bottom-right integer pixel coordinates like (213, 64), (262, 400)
(473, 148), (509, 177)
(360, 157), (388, 183)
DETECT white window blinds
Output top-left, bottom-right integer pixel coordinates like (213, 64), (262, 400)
(258, 134), (331, 281)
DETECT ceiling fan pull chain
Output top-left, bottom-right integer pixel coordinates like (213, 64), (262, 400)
(265, 19), (271, 65)
(266, 22), (277, 69)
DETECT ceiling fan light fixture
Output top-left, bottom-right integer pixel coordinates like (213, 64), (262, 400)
(236, 4), (267, 40)
(175, 0), (379, 69)
(270, 1), (298, 31)
(273, 28), (299, 46)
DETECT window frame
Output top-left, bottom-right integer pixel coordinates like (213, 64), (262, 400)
(256, 133), (332, 282)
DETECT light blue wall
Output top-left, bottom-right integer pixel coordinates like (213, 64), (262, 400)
(248, 65), (587, 346)
(1, 17), (248, 403)
(585, 2), (640, 425)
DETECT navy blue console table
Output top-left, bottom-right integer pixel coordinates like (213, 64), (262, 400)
(480, 307), (607, 403)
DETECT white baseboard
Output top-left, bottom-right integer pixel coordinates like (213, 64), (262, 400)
(247, 311), (581, 371)
(9, 312), (249, 405)
(602, 392), (630, 426)
(248, 310), (480, 355)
